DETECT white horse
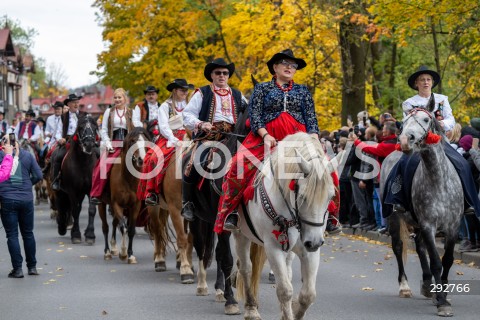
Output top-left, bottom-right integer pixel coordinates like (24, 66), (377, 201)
(234, 132), (336, 320)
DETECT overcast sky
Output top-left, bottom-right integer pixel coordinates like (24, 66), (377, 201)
(3, 0), (105, 89)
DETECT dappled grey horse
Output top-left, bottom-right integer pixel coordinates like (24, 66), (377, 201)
(380, 95), (465, 317)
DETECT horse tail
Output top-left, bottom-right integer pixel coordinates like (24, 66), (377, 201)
(201, 220), (215, 270)
(236, 243), (267, 302)
(158, 208), (171, 252)
(399, 219), (409, 264)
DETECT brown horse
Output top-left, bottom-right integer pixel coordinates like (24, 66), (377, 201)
(97, 127), (150, 263)
(147, 138), (195, 283)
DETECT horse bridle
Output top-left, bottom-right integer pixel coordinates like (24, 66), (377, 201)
(402, 108), (434, 143)
(77, 120), (96, 151)
(256, 155), (329, 251)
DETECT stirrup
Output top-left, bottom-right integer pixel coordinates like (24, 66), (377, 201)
(224, 212), (240, 231)
(145, 193), (159, 206)
(393, 204), (406, 213)
(90, 197), (101, 205)
(181, 202), (195, 222)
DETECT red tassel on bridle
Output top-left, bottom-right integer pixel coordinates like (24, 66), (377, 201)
(289, 180), (296, 191)
(425, 131), (441, 144)
(73, 134), (79, 142)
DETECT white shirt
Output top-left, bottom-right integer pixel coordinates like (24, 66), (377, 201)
(132, 101), (158, 127)
(45, 114), (63, 146)
(402, 93), (455, 131)
(183, 89), (245, 130)
(101, 107), (137, 149)
(158, 100), (186, 145)
(14, 121), (41, 141)
(66, 112), (79, 136)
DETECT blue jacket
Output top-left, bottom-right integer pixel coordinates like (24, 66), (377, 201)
(0, 149), (42, 202)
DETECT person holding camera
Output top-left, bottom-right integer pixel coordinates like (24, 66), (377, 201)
(0, 136), (17, 182)
(0, 134), (42, 278)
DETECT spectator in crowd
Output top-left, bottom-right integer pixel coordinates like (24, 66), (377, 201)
(0, 135), (42, 278)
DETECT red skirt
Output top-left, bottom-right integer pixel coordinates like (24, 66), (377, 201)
(90, 148), (122, 198)
(137, 130), (186, 200)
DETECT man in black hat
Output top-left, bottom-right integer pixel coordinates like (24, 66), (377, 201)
(50, 93), (85, 191)
(14, 109), (41, 142)
(181, 58), (247, 221)
(45, 101), (65, 148)
(133, 85), (161, 127)
(0, 111), (8, 135)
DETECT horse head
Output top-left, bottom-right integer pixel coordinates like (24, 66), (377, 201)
(399, 94), (444, 152)
(74, 114), (98, 155)
(267, 133), (335, 252)
(124, 127), (151, 169)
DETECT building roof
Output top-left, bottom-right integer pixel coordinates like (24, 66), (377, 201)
(0, 29), (15, 56)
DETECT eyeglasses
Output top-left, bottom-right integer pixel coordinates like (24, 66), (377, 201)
(278, 60), (298, 69)
(213, 71), (230, 76)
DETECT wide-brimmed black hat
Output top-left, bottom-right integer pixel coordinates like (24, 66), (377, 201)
(407, 65), (441, 90)
(204, 58), (235, 82)
(267, 49), (307, 75)
(24, 109), (36, 117)
(166, 79), (194, 92)
(143, 85), (159, 94)
(64, 93), (82, 105)
(52, 101), (65, 109)
(36, 117), (46, 125)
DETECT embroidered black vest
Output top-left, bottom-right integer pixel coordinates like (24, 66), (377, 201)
(198, 85), (242, 124)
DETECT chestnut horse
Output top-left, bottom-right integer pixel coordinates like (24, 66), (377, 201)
(97, 127), (150, 264)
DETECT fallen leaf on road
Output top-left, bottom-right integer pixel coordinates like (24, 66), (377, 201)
(467, 262), (475, 267)
(110, 269), (116, 273)
(80, 255), (88, 259)
(454, 259), (462, 265)
(58, 242), (64, 245)
(56, 275), (64, 278)
(56, 250), (64, 253)
(374, 262), (383, 265)
(384, 254), (392, 260)
(56, 267), (63, 271)
(46, 249), (52, 251)
(362, 287), (374, 291)
(49, 279), (57, 282)
(59, 306), (67, 310)
(102, 310), (108, 315)
(375, 268), (383, 272)
(360, 275), (367, 278)
(456, 271), (464, 275)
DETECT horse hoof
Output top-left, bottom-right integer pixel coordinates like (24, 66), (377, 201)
(71, 238), (82, 244)
(437, 305), (453, 317)
(196, 287), (208, 296)
(176, 261), (181, 270)
(181, 274), (195, 284)
(104, 253), (112, 260)
(268, 271), (276, 284)
(119, 254), (128, 261)
(85, 238), (95, 246)
(128, 256), (137, 264)
(58, 227), (67, 236)
(399, 289), (413, 298)
(67, 224), (73, 230)
(155, 262), (167, 272)
(111, 249), (119, 256)
(215, 289), (226, 302)
(225, 304), (241, 315)
(50, 211), (58, 219)
(244, 307), (262, 320)
(421, 286), (434, 298)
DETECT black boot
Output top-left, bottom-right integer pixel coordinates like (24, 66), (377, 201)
(51, 174), (61, 191)
(224, 212), (239, 231)
(181, 182), (195, 222)
(145, 193), (159, 206)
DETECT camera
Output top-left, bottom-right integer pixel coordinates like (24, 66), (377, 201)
(383, 113), (391, 120)
(8, 133), (15, 145)
(354, 125), (360, 135)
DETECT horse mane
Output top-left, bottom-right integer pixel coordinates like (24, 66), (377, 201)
(124, 127), (151, 150)
(256, 132), (333, 212)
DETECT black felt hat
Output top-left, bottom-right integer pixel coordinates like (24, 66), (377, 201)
(407, 65), (441, 90)
(166, 79), (194, 92)
(204, 58), (235, 82)
(36, 117), (46, 125)
(52, 101), (65, 109)
(267, 49), (307, 75)
(25, 109), (36, 117)
(64, 93), (82, 105)
(143, 85), (160, 94)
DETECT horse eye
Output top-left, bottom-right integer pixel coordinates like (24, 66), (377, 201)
(423, 118), (429, 123)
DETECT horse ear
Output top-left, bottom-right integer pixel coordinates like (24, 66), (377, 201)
(251, 74), (258, 86)
(427, 93), (435, 112)
(295, 149), (312, 175)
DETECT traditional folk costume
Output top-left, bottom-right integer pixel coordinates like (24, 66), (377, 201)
(384, 66), (480, 219)
(132, 85), (161, 127)
(138, 79), (194, 205)
(214, 49), (340, 233)
(14, 110), (41, 142)
(181, 58), (248, 221)
(90, 105), (134, 200)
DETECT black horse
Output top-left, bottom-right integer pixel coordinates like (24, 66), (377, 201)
(55, 115), (98, 244)
(187, 104), (250, 315)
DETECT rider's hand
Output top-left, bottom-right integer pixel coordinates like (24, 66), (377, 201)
(14, 141), (19, 155)
(263, 134), (277, 148)
(3, 143), (13, 155)
(58, 138), (66, 145)
(359, 181), (366, 189)
(200, 122), (213, 132)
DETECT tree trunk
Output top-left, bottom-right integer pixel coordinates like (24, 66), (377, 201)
(388, 42), (397, 114)
(370, 41), (383, 110)
(431, 21), (442, 93)
(340, 20), (367, 126)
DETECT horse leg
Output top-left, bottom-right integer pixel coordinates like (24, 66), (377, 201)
(110, 206), (119, 256)
(149, 206), (167, 272)
(414, 232), (433, 298)
(98, 203), (112, 260)
(233, 232), (261, 320)
(84, 198), (96, 245)
(217, 233), (240, 315)
(292, 250), (319, 320)
(438, 231), (457, 317)
(420, 226), (452, 316)
(127, 204), (141, 264)
(196, 259), (208, 296)
(214, 251), (226, 302)
(55, 192), (69, 236)
(35, 184), (40, 205)
(389, 215), (412, 297)
(168, 204), (194, 284)
(70, 196), (83, 244)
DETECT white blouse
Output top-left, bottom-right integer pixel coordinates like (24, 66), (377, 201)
(158, 100), (186, 145)
(101, 107), (128, 147)
(402, 93), (455, 131)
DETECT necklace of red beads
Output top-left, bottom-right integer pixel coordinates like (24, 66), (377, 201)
(274, 77), (294, 92)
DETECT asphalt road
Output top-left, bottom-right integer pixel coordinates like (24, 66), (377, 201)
(1, 200), (480, 320)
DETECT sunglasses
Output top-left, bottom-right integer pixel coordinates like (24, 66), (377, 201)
(213, 71), (230, 76)
(278, 60), (298, 69)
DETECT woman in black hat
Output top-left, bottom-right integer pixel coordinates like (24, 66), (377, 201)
(402, 66), (454, 132)
(140, 79), (194, 205)
(215, 49), (322, 232)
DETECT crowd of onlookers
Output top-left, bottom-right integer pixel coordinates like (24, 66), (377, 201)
(320, 111), (480, 253)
